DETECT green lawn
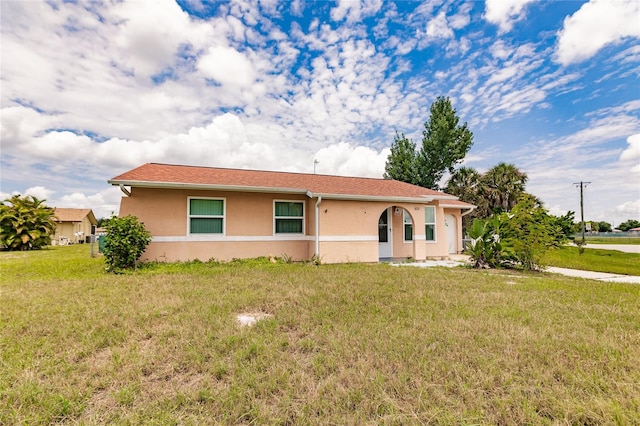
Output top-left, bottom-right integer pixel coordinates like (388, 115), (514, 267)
(577, 236), (640, 245)
(2, 245), (639, 424)
(544, 246), (640, 276)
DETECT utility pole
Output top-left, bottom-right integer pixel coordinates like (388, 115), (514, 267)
(573, 181), (590, 245)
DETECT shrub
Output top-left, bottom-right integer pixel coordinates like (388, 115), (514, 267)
(103, 215), (151, 272)
(466, 195), (561, 271)
(0, 195), (56, 251)
(499, 195), (559, 270)
(465, 217), (503, 269)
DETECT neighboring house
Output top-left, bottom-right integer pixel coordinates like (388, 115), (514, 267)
(629, 227), (640, 236)
(109, 163), (475, 264)
(52, 208), (98, 245)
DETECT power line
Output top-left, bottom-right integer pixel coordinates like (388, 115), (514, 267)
(573, 181), (591, 244)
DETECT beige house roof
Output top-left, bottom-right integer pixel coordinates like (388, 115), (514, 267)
(110, 163), (474, 206)
(54, 208), (97, 224)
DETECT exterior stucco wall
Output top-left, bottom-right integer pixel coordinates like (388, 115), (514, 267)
(422, 204), (448, 257)
(118, 187), (461, 263)
(444, 208), (464, 254)
(53, 218), (95, 243)
(143, 241), (310, 263)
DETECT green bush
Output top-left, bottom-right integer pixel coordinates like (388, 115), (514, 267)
(465, 217), (503, 269)
(103, 215), (151, 272)
(499, 195), (558, 270)
(466, 195), (561, 271)
(0, 195), (56, 251)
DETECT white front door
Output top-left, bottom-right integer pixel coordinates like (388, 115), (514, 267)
(445, 214), (457, 254)
(378, 209), (392, 259)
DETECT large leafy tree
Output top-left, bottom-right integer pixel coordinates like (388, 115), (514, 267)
(384, 132), (419, 184)
(417, 96), (473, 190)
(0, 195), (56, 250)
(597, 221), (612, 232)
(617, 219), (640, 231)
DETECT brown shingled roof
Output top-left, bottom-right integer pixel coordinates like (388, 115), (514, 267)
(109, 163), (462, 202)
(54, 208), (97, 223)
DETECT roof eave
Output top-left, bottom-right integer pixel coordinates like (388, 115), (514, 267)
(110, 180), (457, 203)
(109, 180), (308, 195)
(440, 203), (477, 209)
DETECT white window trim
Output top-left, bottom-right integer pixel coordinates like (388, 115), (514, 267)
(403, 209), (413, 243)
(425, 205), (436, 243)
(273, 200), (305, 236)
(187, 196), (226, 236)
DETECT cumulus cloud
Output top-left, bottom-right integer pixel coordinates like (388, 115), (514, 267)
(484, 0), (536, 33)
(1, 0), (638, 222)
(24, 186), (55, 200)
(330, 0), (382, 23)
(426, 12), (454, 39)
(555, 0), (640, 66)
(620, 133), (640, 162)
(198, 46), (257, 87)
(313, 143), (390, 178)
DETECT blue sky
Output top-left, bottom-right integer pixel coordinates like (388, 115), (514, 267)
(1, 0), (639, 224)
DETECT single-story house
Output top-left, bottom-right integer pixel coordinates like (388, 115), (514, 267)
(53, 208), (98, 245)
(109, 163), (475, 264)
(629, 227), (640, 236)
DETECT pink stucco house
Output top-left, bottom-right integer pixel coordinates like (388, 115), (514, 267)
(109, 163), (475, 264)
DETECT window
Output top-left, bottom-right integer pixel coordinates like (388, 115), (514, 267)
(403, 210), (413, 242)
(189, 198), (224, 234)
(274, 201), (304, 234)
(425, 206), (436, 242)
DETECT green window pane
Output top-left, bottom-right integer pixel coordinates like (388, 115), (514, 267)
(404, 224), (413, 241)
(275, 202), (303, 217)
(276, 218), (303, 233)
(425, 206), (435, 224)
(190, 199), (223, 216)
(425, 224), (435, 241)
(191, 218), (223, 234)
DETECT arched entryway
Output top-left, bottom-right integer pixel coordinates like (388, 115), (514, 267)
(379, 206), (417, 260)
(378, 208), (392, 259)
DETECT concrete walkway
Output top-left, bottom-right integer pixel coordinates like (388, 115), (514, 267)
(391, 257), (640, 284)
(546, 267), (640, 284)
(580, 244), (640, 253)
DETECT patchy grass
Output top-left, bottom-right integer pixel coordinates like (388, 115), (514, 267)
(2, 245), (640, 424)
(544, 246), (640, 276)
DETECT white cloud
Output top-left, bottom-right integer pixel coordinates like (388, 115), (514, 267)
(198, 46), (257, 87)
(614, 200), (640, 219)
(110, 0), (211, 77)
(24, 186), (55, 200)
(449, 4), (472, 30)
(620, 133), (640, 164)
(426, 12), (454, 39)
(484, 0), (536, 33)
(555, 0), (640, 66)
(330, 0), (382, 23)
(313, 143), (390, 178)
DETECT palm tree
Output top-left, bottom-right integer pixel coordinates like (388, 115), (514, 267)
(445, 167), (488, 230)
(481, 163), (528, 214)
(0, 195), (56, 250)
(445, 166), (481, 201)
